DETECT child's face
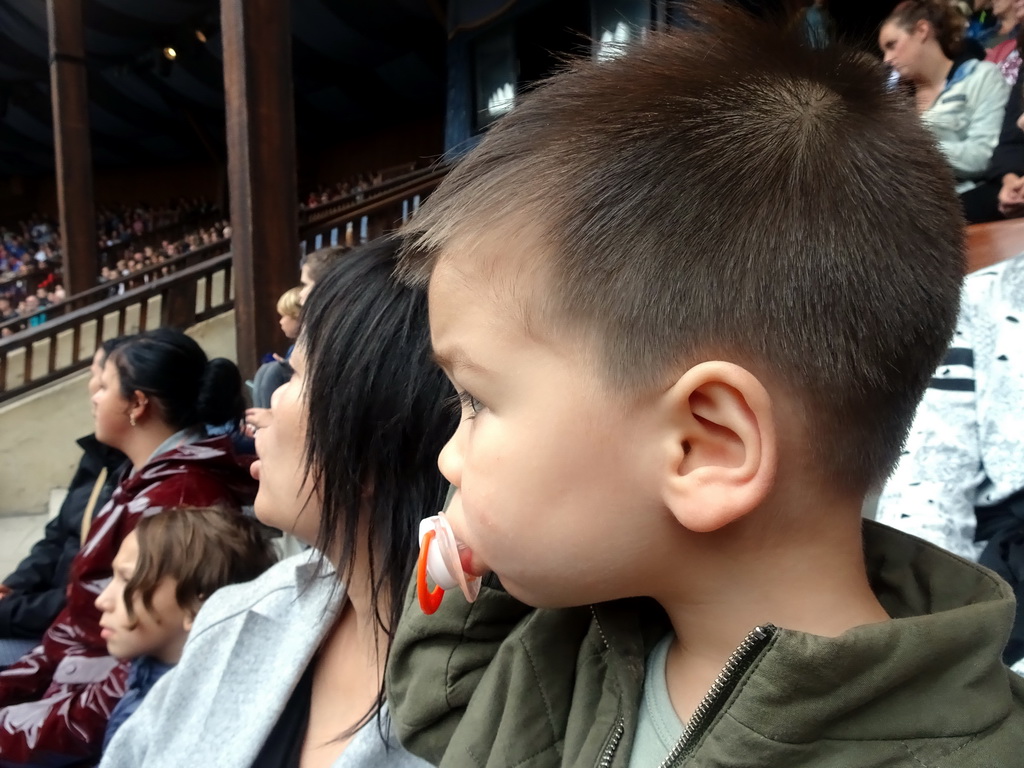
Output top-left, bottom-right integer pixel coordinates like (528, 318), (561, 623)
(427, 249), (668, 608)
(94, 531), (194, 664)
(279, 312), (300, 340)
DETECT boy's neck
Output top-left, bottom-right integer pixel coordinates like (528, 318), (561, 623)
(654, 499), (888, 722)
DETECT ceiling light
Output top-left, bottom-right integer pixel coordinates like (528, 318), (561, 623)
(195, 29), (207, 43)
(162, 47), (177, 60)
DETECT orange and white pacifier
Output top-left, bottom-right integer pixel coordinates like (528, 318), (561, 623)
(417, 513), (480, 614)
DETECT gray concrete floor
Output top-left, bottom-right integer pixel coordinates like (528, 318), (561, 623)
(0, 491), (64, 578)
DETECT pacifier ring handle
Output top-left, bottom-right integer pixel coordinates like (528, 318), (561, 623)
(417, 529), (445, 614)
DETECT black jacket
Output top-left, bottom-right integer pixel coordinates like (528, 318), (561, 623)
(986, 80), (1024, 181)
(0, 435), (125, 639)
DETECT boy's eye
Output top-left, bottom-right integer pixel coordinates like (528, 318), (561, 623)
(451, 390), (483, 417)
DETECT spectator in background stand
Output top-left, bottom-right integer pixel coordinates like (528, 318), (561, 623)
(245, 246), (350, 422)
(0, 338), (130, 668)
(881, 0), (1010, 192)
(979, 0), (1018, 47)
(962, 7), (1024, 221)
(995, 107), (1024, 214)
(298, 245), (349, 305)
(0, 328), (257, 766)
(986, 0), (1023, 64)
(276, 287), (302, 354)
(969, 0), (1000, 46)
(250, 286), (302, 409)
(797, 0), (836, 49)
(24, 295), (45, 328)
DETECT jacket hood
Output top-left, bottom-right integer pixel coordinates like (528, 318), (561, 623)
(118, 434), (256, 506)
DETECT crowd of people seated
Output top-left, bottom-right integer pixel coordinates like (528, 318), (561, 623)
(300, 170), (385, 209)
(96, 221), (232, 293)
(93, 198), (218, 255)
(3, 4), (1024, 767)
(0, 169), (396, 337)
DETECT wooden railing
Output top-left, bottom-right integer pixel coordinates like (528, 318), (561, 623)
(297, 164), (442, 232)
(0, 239), (232, 335)
(0, 253), (233, 403)
(0, 166), (446, 401)
(965, 218), (1024, 274)
(3, 166), (444, 333)
(299, 166), (447, 254)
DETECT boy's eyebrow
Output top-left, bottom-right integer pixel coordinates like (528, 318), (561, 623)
(432, 346), (491, 376)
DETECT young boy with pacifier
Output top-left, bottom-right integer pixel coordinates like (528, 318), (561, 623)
(96, 506), (276, 751)
(387, 5), (1024, 767)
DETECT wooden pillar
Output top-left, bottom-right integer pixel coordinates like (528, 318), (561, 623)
(47, 0), (97, 297)
(220, 0), (299, 379)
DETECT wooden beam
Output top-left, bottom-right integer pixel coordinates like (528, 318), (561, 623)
(47, 0), (97, 297)
(220, 0), (299, 380)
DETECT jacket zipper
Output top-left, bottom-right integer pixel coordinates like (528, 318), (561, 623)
(598, 717), (626, 768)
(656, 624), (776, 768)
(592, 606), (626, 768)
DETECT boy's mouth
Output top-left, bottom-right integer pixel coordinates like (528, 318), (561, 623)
(458, 543), (485, 579)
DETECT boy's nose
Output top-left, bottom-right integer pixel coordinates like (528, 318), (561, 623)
(94, 583), (112, 613)
(437, 428), (464, 487)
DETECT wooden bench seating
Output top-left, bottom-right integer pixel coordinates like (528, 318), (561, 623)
(965, 218), (1024, 274)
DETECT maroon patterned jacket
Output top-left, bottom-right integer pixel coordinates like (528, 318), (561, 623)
(0, 435), (256, 766)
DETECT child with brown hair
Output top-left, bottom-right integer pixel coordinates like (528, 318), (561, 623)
(386, 3), (1024, 766)
(96, 506), (276, 750)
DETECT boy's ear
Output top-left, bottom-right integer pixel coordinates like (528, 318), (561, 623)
(183, 597), (205, 632)
(657, 361), (777, 533)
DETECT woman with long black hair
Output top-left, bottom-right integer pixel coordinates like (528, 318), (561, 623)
(102, 237), (457, 767)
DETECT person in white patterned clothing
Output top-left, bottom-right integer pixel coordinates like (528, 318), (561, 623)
(877, 251), (1024, 669)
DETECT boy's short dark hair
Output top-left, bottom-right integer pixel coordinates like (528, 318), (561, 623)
(124, 506), (277, 626)
(400, 3), (964, 492)
(302, 245), (350, 284)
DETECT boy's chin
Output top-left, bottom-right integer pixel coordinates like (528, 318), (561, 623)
(496, 574), (593, 610)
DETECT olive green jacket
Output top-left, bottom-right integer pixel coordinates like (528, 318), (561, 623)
(387, 522), (1024, 767)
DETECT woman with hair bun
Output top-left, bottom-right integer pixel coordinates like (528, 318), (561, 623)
(881, 0), (1010, 192)
(0, 328), (258, 767)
